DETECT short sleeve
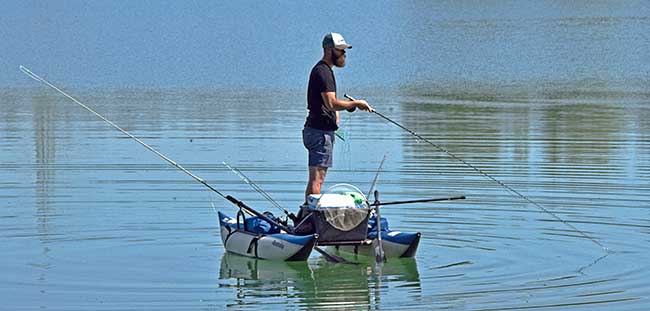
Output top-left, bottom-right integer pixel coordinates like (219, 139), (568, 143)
(314, 66), (336, 93)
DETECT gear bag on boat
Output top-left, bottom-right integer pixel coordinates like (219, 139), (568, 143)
(367, 214), (389, 239)
(238, 212), (282, 234)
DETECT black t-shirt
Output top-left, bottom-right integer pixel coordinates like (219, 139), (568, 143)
(305, 61), (338, 131)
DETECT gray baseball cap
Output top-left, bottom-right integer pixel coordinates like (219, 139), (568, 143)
(322, 32), (352, 49)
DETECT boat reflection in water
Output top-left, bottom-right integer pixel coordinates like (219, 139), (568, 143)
(218, 252), (421, 309)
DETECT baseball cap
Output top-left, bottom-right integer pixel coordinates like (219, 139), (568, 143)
(322, 32), (352, 49)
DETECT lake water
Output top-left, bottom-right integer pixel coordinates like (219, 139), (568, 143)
(2, 2), (650, 310)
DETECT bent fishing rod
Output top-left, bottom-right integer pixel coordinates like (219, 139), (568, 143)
(20, 66), (355, 264)
(18, 67), (279, 230)
(345, 94), (610, 253)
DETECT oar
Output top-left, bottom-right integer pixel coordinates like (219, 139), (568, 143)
(366, 154), (387, 263)
(19, 66), (352, 264)
(373, 190), (386, 263)
(344, 93), (611, 254)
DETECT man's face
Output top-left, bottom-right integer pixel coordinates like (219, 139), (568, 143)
(331, 48), (346, 68)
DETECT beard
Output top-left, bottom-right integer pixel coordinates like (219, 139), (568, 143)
(331, 53), (346, 68)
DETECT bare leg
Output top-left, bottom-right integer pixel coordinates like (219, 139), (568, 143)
(305, 166), (328, 201)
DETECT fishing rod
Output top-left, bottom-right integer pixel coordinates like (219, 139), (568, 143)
(364, 154), (466, 206)
(19, 66), (225, 196)
(367, 153), (387, 200)
(345, 94), (610, 253)
(223, 161), (302, 223)
(18, 66), (263, 221)
(222, 162), (287, 214)
(369, 195), (466, 207)
(19, 66), (354, 263)
(222, 162), (359, 264)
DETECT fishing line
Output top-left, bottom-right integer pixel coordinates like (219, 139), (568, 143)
(210, 202), (219, 216)
(336, 111), (353, 169)
(345, 94), (610, 253)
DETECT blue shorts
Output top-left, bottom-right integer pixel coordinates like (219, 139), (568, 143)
(302, 127), (335, 167)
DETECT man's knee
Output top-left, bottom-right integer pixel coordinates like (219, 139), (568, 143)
(309, 166), (327, 181)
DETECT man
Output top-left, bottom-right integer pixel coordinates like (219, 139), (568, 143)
(303, 32), (373, 202)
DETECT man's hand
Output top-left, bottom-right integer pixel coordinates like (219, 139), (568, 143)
(343, 94), (374, 113)
(355, 99), (374, 112)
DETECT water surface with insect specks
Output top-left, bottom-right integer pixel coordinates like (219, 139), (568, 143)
(2, 1), (650, 310)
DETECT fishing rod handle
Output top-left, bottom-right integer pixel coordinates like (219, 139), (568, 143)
(343, 93), (357, 112)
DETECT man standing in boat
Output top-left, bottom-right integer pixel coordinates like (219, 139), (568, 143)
(303, 32), (373, 202)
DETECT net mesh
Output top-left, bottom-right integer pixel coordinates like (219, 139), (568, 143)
(320, 207), (369, 231)
(317, 184), (370, 231)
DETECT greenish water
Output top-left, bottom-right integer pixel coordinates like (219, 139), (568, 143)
(2, 1), (650, 310)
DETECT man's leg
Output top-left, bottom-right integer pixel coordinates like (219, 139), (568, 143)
(305, 165), (328, 201)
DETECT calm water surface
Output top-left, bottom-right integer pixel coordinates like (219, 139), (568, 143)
(2, 1), (650, 310)
(1, 86), (648, 310)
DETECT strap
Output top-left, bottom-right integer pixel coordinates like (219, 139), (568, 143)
(247, 235), (261, 257)
(236, 209), (247, 231)
(224, 230), (236, 247)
